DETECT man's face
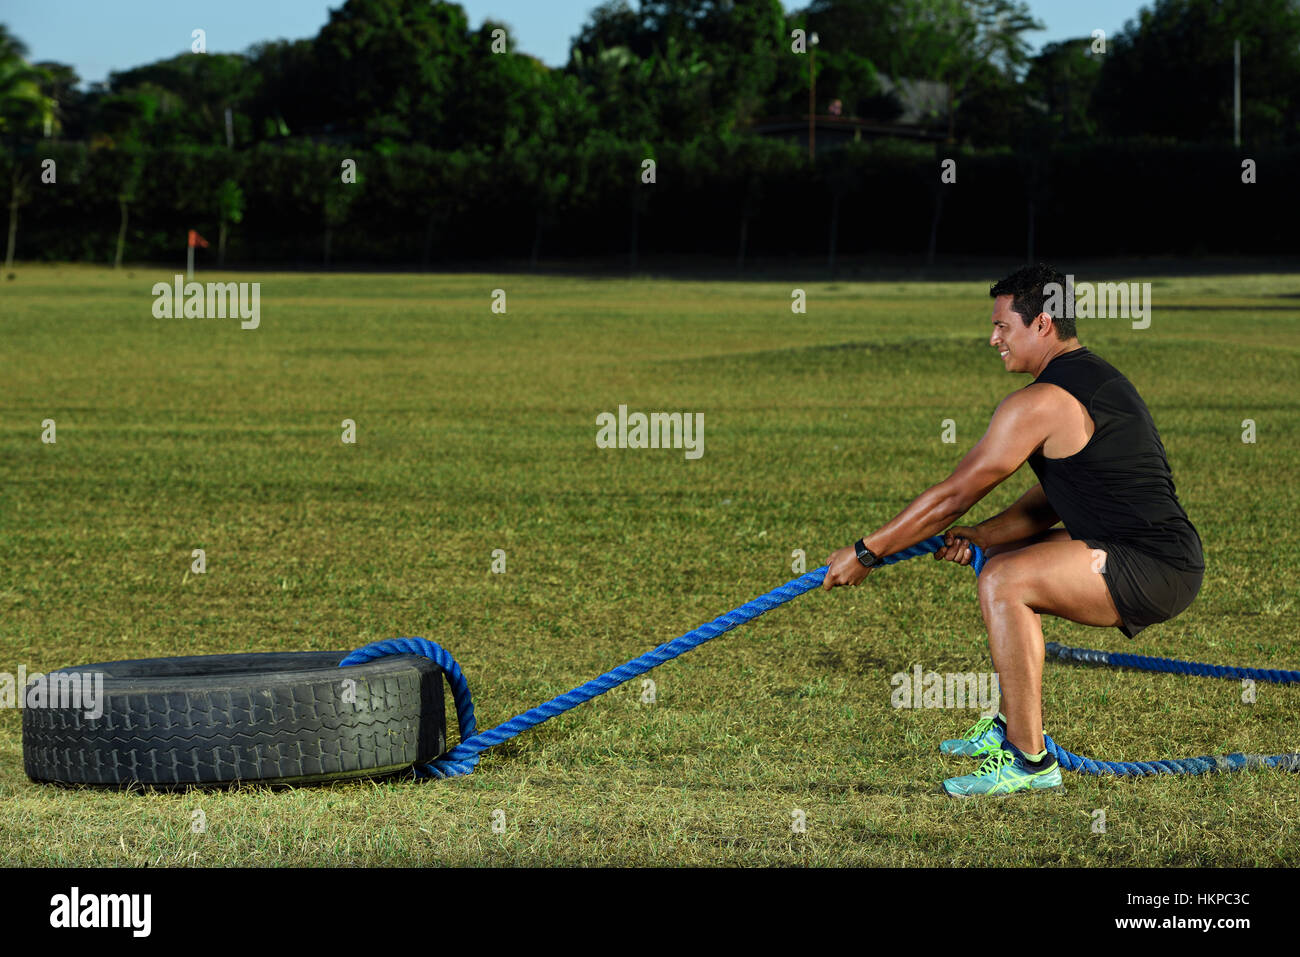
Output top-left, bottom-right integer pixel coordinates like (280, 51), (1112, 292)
(989, 294), (1042, 374)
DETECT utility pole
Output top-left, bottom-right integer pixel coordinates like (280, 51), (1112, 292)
(1233, 38), (1241, 147)
(809, 31), (819, 162)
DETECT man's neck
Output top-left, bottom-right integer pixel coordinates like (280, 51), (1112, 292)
(1032, 339), (1083, 378)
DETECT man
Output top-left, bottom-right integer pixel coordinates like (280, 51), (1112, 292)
(821, 263), (1203, 797)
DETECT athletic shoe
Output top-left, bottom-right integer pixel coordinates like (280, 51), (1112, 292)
(941, 745), (1064, 797)
(939, 715), (1006, 757)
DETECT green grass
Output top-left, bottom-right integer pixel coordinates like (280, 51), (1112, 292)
(1, 263), (1298, 866)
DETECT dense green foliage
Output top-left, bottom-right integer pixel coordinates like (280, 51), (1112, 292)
(1, 0), (1297, 265)
(3, 137), (1293, 264)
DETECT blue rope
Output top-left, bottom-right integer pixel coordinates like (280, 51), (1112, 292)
(340, 637), (482, 777)
(1044, 641), (1300, 685)
(342, 560), (831, 777)
(880, 535), (987, 575)
(1043, 735), (1300, 776)
(1039, 641), (1300, 775)
(342, 534), (1298, 779)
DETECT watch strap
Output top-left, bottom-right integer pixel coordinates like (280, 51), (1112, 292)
(854, 538), (881, 569)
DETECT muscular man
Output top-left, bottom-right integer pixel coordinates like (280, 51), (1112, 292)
(821, 263), (1203, 797)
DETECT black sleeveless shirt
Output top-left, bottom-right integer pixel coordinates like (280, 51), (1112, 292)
(1025, 347), (1203, 572)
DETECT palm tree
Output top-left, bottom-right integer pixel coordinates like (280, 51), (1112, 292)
(0, 26), (57, 269)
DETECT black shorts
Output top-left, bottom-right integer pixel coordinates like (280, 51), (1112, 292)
(1083, 539), (1203, 638)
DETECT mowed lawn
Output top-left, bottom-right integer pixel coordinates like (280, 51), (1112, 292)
(1, 264), (1297, 867)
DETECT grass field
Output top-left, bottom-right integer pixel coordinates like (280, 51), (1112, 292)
(1, 263), (1298, 867)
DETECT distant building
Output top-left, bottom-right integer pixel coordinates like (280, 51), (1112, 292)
(749, 75), (950, 153)
(876, 75), (950, 127)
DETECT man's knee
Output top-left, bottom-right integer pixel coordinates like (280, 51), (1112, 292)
(978, 553), (1025, 611)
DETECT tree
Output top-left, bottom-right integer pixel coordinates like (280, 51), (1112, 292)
(313, 0), (475, 143)
(803, 0), (1041, 141)
(4, 156), (29, 269)
(215, 177), (243, 265)
(569, 0), (788, 139)
(703, 132), (797, 272)
(0, 26), (49, 132)
(446, 23), (596, 156)
(567, 44), (659, 143)
(1024, 39), (1104, 142)
(108, 53), (254, 146)
(498, 67), (597, 268)
(1092, 0), (1300, 145)
(322, 158), (359, 267)
(245, 39), (318, 139)
(820, 141), (869, 276)
(34, 61), (83, 138)
(397, 144), (490, 268)
(0, 26), (57, 268)
(108, 139), (145, 269)
(89, 89), (156, 267)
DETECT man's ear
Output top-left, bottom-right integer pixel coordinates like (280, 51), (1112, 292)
(1036, 312), (1053, 336)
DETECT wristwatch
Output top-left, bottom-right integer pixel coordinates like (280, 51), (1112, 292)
(853, 538), (882, 569)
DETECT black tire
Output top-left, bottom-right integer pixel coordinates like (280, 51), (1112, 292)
(22, 651), (446, 788)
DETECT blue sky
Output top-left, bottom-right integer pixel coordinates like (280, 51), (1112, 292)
(3, 0), (1148, 86)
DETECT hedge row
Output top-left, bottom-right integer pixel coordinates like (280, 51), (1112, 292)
(3, 137), (1292, 266)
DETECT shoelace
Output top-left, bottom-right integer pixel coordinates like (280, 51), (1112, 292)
(960, 716), (997, 742)
(973, 747), (1016, 777)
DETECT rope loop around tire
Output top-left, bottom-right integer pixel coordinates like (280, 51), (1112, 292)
(341, 638), (480, 777)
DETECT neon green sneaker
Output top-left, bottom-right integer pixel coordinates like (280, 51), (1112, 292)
(941, 746), (1064, 797)
(939, 715), (1006, 757)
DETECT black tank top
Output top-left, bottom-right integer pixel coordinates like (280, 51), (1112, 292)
(1025, 347), (1203, 572)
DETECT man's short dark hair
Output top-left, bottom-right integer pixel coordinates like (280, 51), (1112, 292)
(989, 263), (1076, 340)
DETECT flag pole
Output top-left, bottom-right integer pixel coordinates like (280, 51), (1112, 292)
(186, 230), (209, 280)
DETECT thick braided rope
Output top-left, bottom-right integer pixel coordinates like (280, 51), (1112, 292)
(342, 534), (1298, 779)
(340, 637), (482, 776)
(342, 533), (967, 777)
(343, 566), (828, 777)
(877, 536), (987, 575)
(1040, 641), (1300, 775)
(1044, 735), (1300, 776)
(1044, 641), (1300, 684)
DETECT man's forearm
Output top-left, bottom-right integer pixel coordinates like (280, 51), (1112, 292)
(860, 482), (970, 559)
(970, 483), (1059, 546)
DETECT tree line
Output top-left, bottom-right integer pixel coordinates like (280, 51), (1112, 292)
(1, 0), (1297, 268)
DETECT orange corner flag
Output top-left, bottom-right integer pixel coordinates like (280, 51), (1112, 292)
(188, 230), (210, 248)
